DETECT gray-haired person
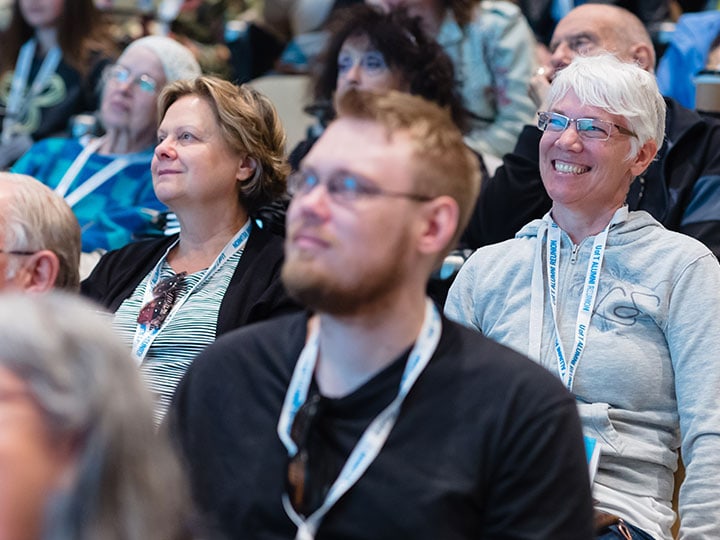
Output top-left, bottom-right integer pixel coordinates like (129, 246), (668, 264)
(0, 291), (194, 540)
(0, 172), (80, 292)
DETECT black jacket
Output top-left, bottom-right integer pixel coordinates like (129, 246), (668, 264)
(81, 224), (299, 335)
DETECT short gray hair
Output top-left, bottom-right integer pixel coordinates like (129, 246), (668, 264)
(0, 173), (81, 290)
(0, 292), (193, 540)
(546, 54), (666, 159)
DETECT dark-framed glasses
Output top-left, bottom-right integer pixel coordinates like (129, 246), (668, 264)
(0, 249), (36, 256)
(105, 64), (158, 94)
(286, 393), (322, 516)
(137, 271), (187, 330)
(288, 169), (434, 204)
(537, 111), (637, 141)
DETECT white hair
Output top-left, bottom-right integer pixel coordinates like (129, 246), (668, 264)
(546, 53), (666, 159)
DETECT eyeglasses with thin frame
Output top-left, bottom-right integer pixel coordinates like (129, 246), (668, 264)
(288, 169), (434, 204)
(105, 64), (158, 94)
(137, 271), (187, 330)
(537, 111), (637, 141)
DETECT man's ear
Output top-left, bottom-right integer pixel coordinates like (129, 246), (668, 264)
(19, 250), (60, 292)
(416, 195), (459, 258)
(629, 42), (655, 73)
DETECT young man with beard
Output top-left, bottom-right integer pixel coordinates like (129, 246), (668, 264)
(169, 90), (594, 540)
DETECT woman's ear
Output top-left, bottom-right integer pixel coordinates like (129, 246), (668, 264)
(236, 156), (257, 182)
(630, 139), (659, 178)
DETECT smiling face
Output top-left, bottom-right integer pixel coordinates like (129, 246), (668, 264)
(283, 117), (424, 315)
(539, 90), (654, 219)
(19, 0), (63, 29)
(100, 45), (167, 148)
(151, 95), (249, 213)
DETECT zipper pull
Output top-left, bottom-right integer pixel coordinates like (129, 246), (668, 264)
(571, 243), (580, 264)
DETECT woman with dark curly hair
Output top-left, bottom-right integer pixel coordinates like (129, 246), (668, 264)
(82, 76), (299, 422)
(289, 3), (474, 170)
(368, 0), (537, 160)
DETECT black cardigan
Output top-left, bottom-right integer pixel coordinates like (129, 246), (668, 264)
(81, 225), (300, 336)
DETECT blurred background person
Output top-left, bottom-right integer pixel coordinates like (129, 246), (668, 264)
(656, 10), (720, 109)
(367, 0), (537, 163)
(514, 0), (671, 66)
(0, 291), (194, 540)
(288, 4), (478, 173)
(11, 36), (201, 275)
(0, 172), (79, 292)
(0, 0), (116, 168)
(82, 76), (298, 422)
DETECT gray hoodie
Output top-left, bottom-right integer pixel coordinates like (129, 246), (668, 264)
(446, 209), (720, 540)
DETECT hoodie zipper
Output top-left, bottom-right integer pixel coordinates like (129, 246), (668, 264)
(570, 243), (580, 264)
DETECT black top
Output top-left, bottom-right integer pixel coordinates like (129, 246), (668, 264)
(170, 312), (595, 540)
(81, 225), (299, 335)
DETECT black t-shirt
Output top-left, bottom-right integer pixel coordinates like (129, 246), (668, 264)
(171, 313), (595, 540)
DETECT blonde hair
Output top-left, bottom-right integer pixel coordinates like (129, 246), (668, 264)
(157, 76), (289, 214)
(336, 89), (481, 255)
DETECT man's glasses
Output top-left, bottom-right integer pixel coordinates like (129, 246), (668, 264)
(137, 272), (187, 330)
(286, 393), (322, 517)
(537, 111), (637, 141)
(0, 249), (35, 255)
(288, 170), (434, 204)
(105, 64), (158, 94)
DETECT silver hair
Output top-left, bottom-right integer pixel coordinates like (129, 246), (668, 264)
(546, 53), (666, 160)
(0, 173), (81, 290)
(0, 292), (193, 540)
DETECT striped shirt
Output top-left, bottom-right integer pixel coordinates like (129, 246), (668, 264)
(113, 247), (243, 424)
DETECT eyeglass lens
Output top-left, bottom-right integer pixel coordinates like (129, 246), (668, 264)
(109, 65), (157, 93)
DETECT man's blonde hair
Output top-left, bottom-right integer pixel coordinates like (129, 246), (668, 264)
(336, 90), (481, 255)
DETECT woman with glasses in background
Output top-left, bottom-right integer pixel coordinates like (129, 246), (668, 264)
(0, 0), (115, 168)
(82, 75), (299, 423)
(289, 3), (472, 173)
(11, 36), (200, 274)
(447, 54), (720, 540)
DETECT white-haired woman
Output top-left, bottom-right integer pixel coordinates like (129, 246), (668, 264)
(446, 54), (720, 540)
(11, 36), (201, 263)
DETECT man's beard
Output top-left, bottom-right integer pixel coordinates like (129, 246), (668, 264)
(281, 250), (407, 317)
